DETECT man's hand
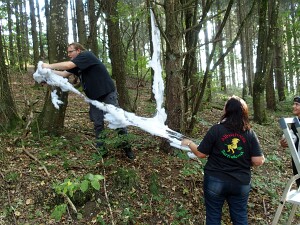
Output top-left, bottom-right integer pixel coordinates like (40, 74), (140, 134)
(280, 138), (288, 148)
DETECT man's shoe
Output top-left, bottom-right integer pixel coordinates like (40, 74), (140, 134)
(123, 148), (135, 159)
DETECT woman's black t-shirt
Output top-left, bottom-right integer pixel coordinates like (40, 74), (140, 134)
(198, 124), (263, 185)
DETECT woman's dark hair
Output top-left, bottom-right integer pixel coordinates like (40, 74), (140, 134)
(68, 42), (86, 51)
(220, 95), (250, 132)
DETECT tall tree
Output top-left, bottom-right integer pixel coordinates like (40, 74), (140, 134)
(75, 0), (87, 46)
(36, 0), (46, 60)
(70, 0), (78, 42)
(37, 0), (69, 135)
(87, 0), (99, 54)
(290, 1), (300, 94)
(182, 0), (212, 133)
(237, 0), (247, 98)
(0, 25), (20, 132)
(14, 1), (23, 70)
(253, 0), (268, 123)
(216, 0), (226, 92)
(266, 0), (279, 110)
(101, 0), (132, 111)
(6, 0), (15, 67)
(275, 14), (285, 101)
(163, 0), (183, 144)
(29, 0), (39, 70)
(188, 0), (236, 132)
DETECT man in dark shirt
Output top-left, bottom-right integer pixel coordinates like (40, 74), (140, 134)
(42, 42), (135, 159)
(280, 96), (300, 186)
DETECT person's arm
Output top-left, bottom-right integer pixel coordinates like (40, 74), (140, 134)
(251, 155), (265, 166)
(280, 138), (288, 148)
(53, 70), (73, 78)
(181, 138), (207, 158)
(42, 61), (76, 71)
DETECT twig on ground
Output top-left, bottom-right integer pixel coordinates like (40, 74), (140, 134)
(66, 204), (74, 223)
(63, 193), (77, 214)
(22, 145), (50, 177)
(83, 135), (115, 225)
(263, 198), (267, 215)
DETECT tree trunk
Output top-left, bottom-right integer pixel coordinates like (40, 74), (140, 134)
(70, 0), (78, 42)
(36, 0), (46, 60)
(253, 0), (268, 123)
(286, 19), (294, 93)
(216, 0), (226, 92)
(6, 0), (15, 67)
(87, 0), (99, 54)
(266, 64), (276, 110)
(0, 26), (20, 132)
(265, 0), (279, 111)
(75, 0), (87, 46)
(290, 1), (300, 94)
(102, 0), (132, 111)
(29, 0), (39, 70)
(36, 0), (69, 135)
(274, 4), (285, 101)
(237, 0), (247, 98)
(163, 0), (183, 151)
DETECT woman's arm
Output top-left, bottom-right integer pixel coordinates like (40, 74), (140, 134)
(251, 155), (265, 166)
(181, 139), (207, 158)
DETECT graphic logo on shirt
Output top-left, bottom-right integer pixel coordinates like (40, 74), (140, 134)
(221, 134), (245, 159)
(226, 138), (240, 154)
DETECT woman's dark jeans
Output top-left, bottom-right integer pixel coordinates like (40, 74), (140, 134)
(203, 174), (251, 225)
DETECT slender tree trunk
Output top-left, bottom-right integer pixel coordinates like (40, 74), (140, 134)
(227, 15), (236, 87)
(15, 2), (23, 70)
(290, 1), (300, 94)
(76, 0), (87, 46)
(29, 0), (39, 70)
(238, 0), (247, 98)
(274, 9), (285, 101)
(216, 1), (226, 92)
(70, 0), (78, 42)
(36, 0), (45, 60)
(6, 0), (15, 67)
(286, 19), (294, 93)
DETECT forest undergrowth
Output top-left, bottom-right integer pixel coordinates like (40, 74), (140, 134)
(0, 68), (299, 224)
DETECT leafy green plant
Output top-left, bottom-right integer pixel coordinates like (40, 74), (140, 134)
(113, 167), (139, 190)
(51, 173), (104, 221)
(54, 173), (104, 197)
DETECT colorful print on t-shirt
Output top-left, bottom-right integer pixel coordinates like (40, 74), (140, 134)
(221, 133), (246, 159)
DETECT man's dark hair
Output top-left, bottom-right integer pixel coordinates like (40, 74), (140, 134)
(69, 42), (86, 51)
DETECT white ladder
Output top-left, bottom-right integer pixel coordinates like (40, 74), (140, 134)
(272, 117), (300, 224)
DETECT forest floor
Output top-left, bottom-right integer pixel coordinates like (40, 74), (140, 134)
(0, 67), (299, 225)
